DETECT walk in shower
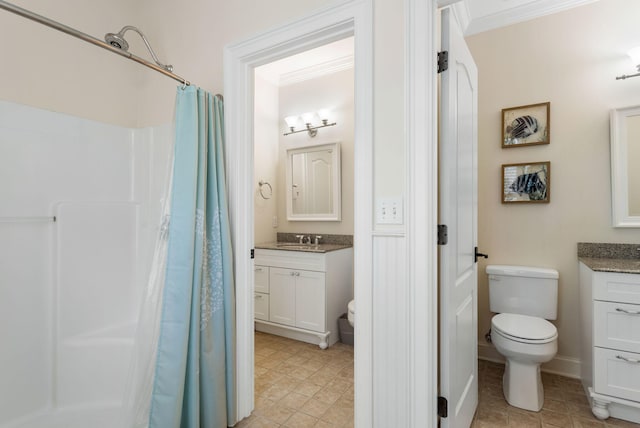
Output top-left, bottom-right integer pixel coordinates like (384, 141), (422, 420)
(0, 1), (186, 426)
(0, 100), (173, 428)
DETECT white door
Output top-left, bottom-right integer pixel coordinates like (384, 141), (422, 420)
(439, 7), (479, 428)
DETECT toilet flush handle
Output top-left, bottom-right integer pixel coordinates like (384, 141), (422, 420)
(474, 247), (488, 263)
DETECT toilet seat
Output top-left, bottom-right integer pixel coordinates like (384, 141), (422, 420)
(492, 313), (557, 344)
(347, 300), (355, 326)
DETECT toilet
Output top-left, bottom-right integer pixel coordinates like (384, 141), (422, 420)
(347, 300), (355, 326)
(487, 265), (559, 412)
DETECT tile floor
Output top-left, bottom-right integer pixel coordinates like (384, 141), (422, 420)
(237, 334), (639, 427)
(473, 360), (640, 427)
(236, 332), (354, 427)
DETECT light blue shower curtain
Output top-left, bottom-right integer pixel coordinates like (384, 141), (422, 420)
(148, 86), (236, 428)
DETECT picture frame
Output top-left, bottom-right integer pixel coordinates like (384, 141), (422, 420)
(502, 161), (550, 203)
(502, 102), (550, 148)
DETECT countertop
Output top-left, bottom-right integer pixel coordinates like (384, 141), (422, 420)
(255, 242), (352, 253)
(577, 242), (640, 274)
(579, 257), (640, 274)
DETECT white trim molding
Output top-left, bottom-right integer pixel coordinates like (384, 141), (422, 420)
(223, 1), (373, 425)
(464, 0), (598, 35)
(406, 0), (439, 426)
(279, 55), (354, 86)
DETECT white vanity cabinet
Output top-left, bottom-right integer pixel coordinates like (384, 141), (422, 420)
(254, 247), (352, 349)
(254, 265), (270, 321)
(580, 262), (640, 423)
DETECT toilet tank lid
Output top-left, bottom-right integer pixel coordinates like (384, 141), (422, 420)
(486, 265), (558, 279)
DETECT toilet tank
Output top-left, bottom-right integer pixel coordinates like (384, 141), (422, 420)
(487, 265), (559, 320)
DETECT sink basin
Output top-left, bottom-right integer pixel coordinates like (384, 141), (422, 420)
(275, 243), (318, 250)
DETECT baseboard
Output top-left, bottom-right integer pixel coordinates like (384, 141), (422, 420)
(478, 342), (582, 379)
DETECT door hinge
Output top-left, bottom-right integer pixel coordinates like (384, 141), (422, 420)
(250, 249), (255, 259)
(438, 396), (448, 418)
(437, 224), (448, 245)
(437, 51), (449, 73)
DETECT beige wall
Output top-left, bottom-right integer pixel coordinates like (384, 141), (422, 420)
(276, 68), (355, 236)
(466, 0), (640, 361)
(0, 0), (143, 127)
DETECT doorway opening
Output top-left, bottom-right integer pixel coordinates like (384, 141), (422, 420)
(250, 36), (356, 425)
(224, 2), (374, 425)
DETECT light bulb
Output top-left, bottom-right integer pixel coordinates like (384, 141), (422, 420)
(302, 112), (317, 125)
(318, 108), (332, 124)
(628, 46), (640, 70)
(284, 115), (299, 130)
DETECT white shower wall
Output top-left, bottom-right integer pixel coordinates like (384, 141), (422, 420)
(0, 100), (172, 427)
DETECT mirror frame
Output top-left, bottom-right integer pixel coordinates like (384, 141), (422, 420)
(286, 142), (341, 221)
(611, 106), (640, 227)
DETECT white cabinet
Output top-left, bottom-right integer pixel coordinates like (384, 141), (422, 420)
(254, 247), (352, 349)
(580, 262), (640, 423)
(254, 265), (270, 321)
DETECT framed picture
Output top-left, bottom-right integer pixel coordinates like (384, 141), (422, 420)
(502, 102), (550, 148)
(502, 161), (550, 203)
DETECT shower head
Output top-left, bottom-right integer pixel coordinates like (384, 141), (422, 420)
(104, 25), (173, 72)
(105, 31), (129, 51)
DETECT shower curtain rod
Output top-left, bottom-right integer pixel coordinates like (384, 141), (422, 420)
(0, 0), (191, 86)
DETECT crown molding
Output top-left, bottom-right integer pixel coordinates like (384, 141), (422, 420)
(464, 0), (598, 36)
(278, 54), (354, 86)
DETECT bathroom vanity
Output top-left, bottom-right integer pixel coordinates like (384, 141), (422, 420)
(253, 242), (353, 349)
(579, 243), (640, 424)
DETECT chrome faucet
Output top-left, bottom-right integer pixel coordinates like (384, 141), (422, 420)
(295, 234), (304, 244)
(314, 235), (322, 245)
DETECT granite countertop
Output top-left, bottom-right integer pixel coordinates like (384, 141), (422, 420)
(579, 257), (640, 274)
(255, 242), (352, 253)
(578, 242), (640, 274)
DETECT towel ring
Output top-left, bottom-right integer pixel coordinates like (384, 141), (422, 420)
(258, 180), (272, 200)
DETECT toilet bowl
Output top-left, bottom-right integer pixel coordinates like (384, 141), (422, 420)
(487, 265), (559, 412)
(491, 313), (558, 411)
(347, 300), (355, 327)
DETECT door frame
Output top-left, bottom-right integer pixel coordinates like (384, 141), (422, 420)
(224, 1), (374, 425)
(406, 0), (439, 426)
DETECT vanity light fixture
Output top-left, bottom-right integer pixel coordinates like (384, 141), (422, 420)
(616, 46), (640, 80)
(283, 109), (337, 137)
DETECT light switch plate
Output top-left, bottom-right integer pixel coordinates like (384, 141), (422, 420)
(377, 197), (403, 224)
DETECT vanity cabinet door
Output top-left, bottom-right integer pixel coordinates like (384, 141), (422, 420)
(254, 293), (269, 321)
(594, 301), (640, 353)
(269, 268), (296, 327)
(594, 347), (640, 402)
(295, 270), (326, 333)
(255, 265), (269, 293)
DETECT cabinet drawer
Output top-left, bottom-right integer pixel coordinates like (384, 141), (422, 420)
(255, 265), (269, 293)
(594, 347), (640, 402)
(594, 271), (640, 304)
(254, 293), (269, 321)
(594, 301), (640, 353)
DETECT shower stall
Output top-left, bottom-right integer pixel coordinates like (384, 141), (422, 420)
(0, 100), (173, 428)
(0, 1), (196, 426)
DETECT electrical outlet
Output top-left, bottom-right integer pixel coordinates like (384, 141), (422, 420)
(272, 216), (278, 228)
(376, 197), (403, 224)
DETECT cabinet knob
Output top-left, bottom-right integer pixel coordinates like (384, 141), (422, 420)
(255, 294), (263, 299)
